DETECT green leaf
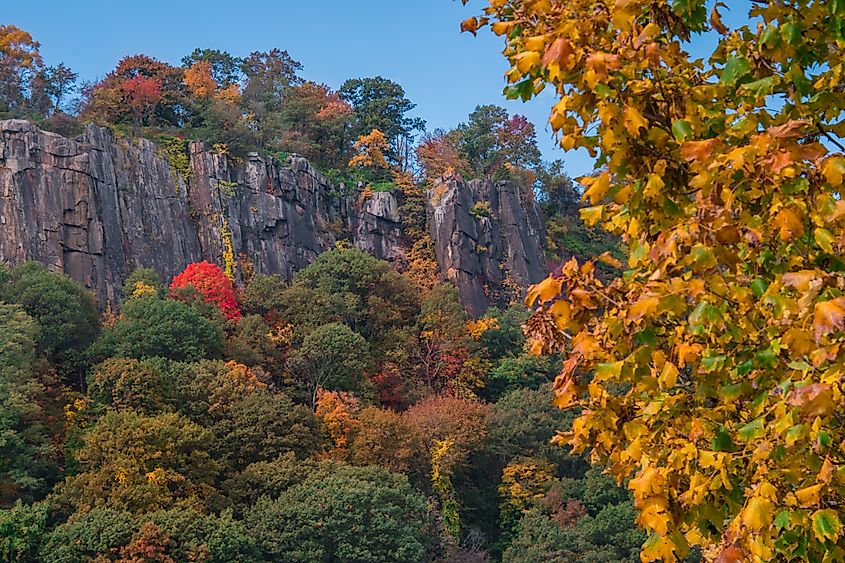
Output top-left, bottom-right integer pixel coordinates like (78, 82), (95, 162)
(701, 354), (726, 373)
(720, 56), (751, 86)
(595, 360), (624, 381)
(818, 430), (832, 448)
(672, 119), (693, 142)
(754, 347), (778, 368)
(774, 511), (791, 530)
(712, 426), (735, 452)
(689, 301), (720, 326)
(690, 245), (716, 271)
(719, 383), (743, 400)
(750, 279), (768, 298)
(814, 228), (836, 254)
(505, 79), (534, 101)
(760, 25), (780, 47)
(782, 22), (803, 45)
(812, 509), (842, 542)
(787, 360), (813, 372)
(740, 76), (776, 97)
(738, 417), (766, 442)
(736, 360), (754, 376)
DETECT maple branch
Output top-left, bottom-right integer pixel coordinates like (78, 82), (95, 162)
(817, 124), (845, 153)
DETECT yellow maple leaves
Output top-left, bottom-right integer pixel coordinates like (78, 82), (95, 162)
(464, 0), (845, 560)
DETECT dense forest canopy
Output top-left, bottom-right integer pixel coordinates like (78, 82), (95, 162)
(0, 19), (635, 562)
(5, 0), (843, 560)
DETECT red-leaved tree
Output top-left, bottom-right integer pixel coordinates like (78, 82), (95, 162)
(170, 261), (241, 320)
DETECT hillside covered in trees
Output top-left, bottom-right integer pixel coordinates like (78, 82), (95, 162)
(11, 0), (841, 559)
(0, 252), (643, 562)
(0, 21), (634, 563)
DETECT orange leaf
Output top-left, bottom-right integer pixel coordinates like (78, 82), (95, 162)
(581, 173), (611, 204)
(766, 119), (810, 139)
(774, 207), (804, 241)
(813, 299), (845, 342)
(552, 374), (580, 408)
(714, 545), (745, 563)
(526, 276), (562, 307)
(782, 270), (821, 292)
(597, 251), (622, 268)
(786, 383), (834, 418)
(628, 294), (660, 322)
(548, 299), (572, 330)
(795, 483), (822, 508)
(681, 139), (720, 162)
(460, 17), (479, 35)
(570, 287), (597, 309)
(542, 37), (573, 68)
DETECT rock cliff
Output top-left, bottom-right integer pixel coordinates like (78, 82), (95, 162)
(0, 120), (546, 314)
(428, 177), (547, 315)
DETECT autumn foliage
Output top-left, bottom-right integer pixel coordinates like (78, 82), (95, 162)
(169, 261), (241, 320)
(465, 0), (845, 560)
(348, 128), (391, 171)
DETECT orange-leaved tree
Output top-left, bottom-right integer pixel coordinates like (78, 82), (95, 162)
(463, 1), (845, 561)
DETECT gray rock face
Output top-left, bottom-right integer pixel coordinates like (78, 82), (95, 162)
(428, 176), (547, 316)
(0, 120), (546, 314)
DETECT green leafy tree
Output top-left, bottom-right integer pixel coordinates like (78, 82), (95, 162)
(0, 501), (48, 562)
(87, 358), (172, 414)
(2, 262), (98, 374)
(239, 273), (288, 316)
(40, 507), (259, 563)
(207, 389), (321, 472)
(339, 76), (425, 167)
(485, 354), (555, 401)
(40, 508), (135, 563)
(221, 452), (318, 513)
(456, 105), (541, 178)
(169, 360), (321, 471)
(137, 508), (260, 562)
(95, 294), (222, 362)
(477, 305), (529, 360)
(0, 302), (39, 372)
(225, 314), (285, 370)
(277, 81), (354, 170)
(536, 160), (579, 217)
(240, 48), (302, 148)
(123, 267), (163, 298)
(181, 48), (244, 87)
(487, 385), (584, 473)
(289, 322), (373, 407)
(293, 246), (419, 345)
(246, 463), (436, 562)
(57, 410), (219, 514)
(0, 304), (58, 505)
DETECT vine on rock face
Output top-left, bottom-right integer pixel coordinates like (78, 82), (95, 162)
(464, 1), (845, 561)
(157, 136), (191, 190)
(221, 219), (236, 283)
(431, 438), (461, 540)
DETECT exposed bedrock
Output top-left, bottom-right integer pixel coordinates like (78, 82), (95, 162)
(0, 120), (546, 314)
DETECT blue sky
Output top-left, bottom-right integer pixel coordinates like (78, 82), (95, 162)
(5, 1), (752, 178)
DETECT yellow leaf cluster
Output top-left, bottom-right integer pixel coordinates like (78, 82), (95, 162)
(463, 0), (845, 560)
